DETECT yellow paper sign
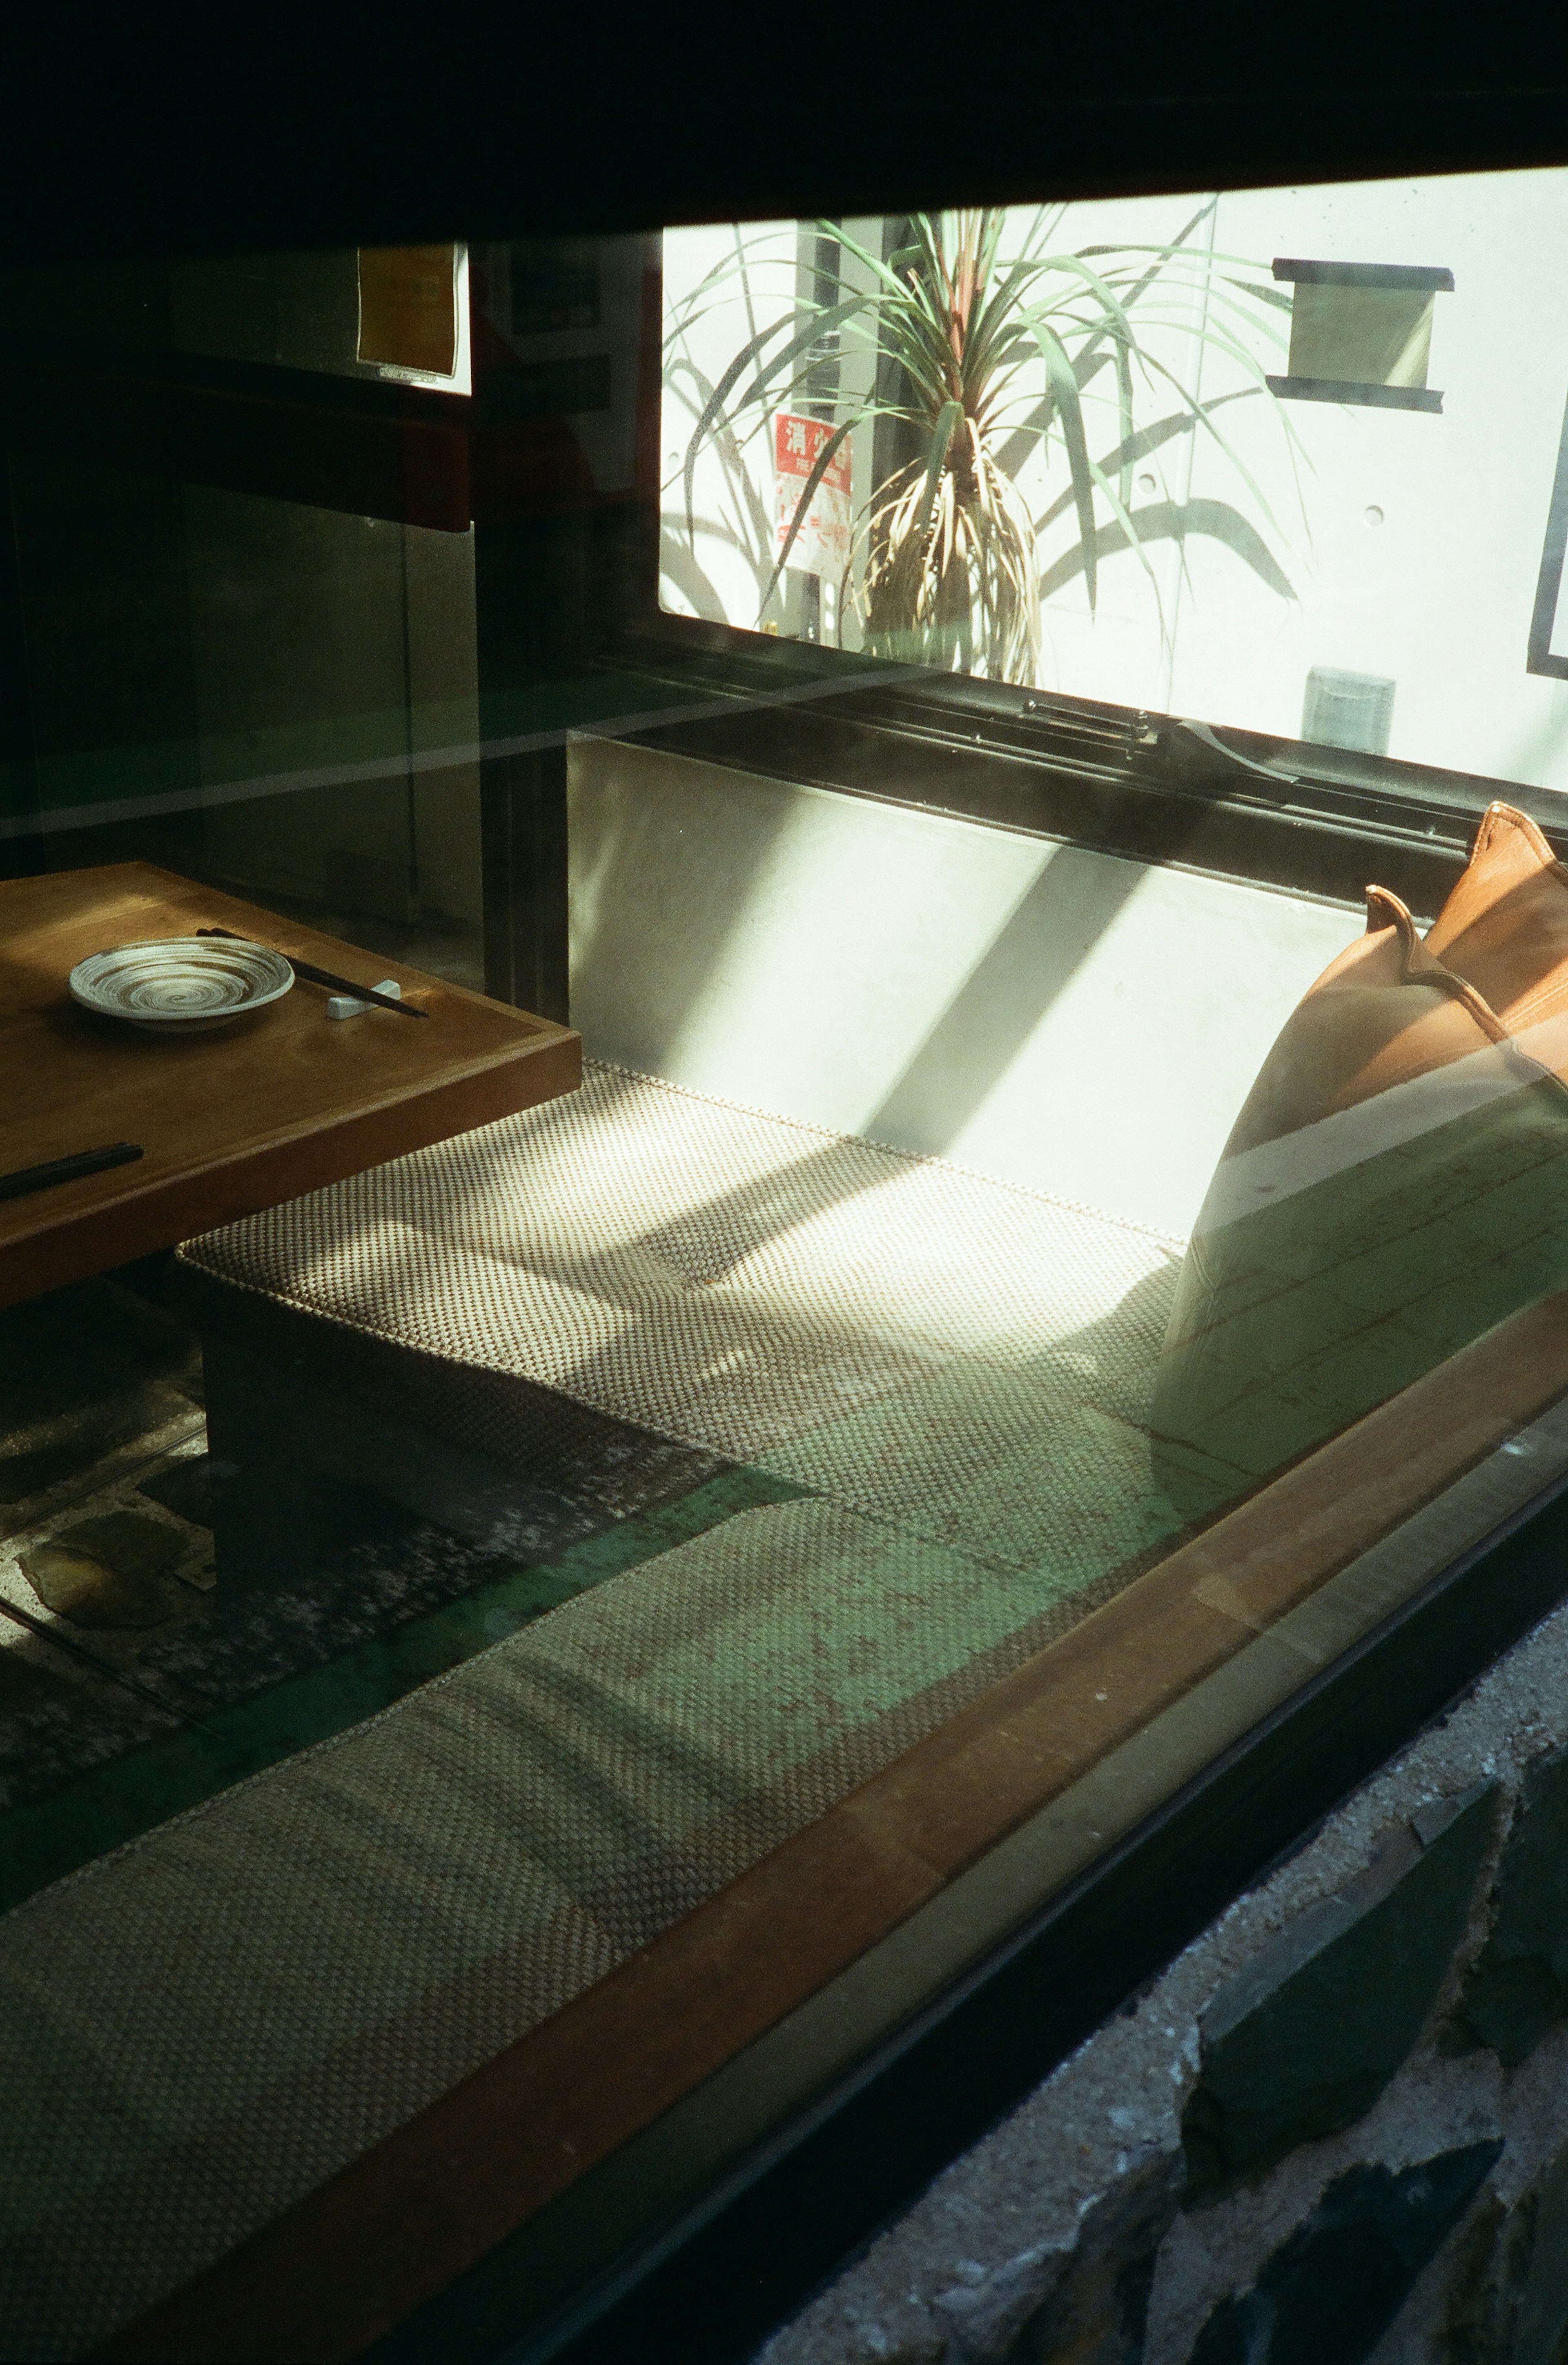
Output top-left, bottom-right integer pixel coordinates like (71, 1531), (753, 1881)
(356, 246), (458, 377)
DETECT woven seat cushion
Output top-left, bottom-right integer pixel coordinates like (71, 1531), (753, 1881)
(1152, 804), (1568, 1519)
(181, 1062), (1187, 1580)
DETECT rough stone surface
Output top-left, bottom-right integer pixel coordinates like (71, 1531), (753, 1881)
(931, 2151), (1180, 2362)
(1181, 1785), (1496, 2206)
(1445, 2127), (1568, 2363)
(1187, 2146), (1502, 2365)
(1154, 2043), (1508, 2363)
(1446, 1746), (1568, 2070)
(1007, 2161), (1175, 2362)
(20, 1510), (190, 1629)
(753, 1597), (1568, 2365)
(929, 2239), (1073, 2361)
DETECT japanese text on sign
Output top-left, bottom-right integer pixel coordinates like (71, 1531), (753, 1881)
(774, 412), (851, 579)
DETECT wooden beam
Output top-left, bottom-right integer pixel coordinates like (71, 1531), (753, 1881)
(0, 356), (645, 531)
(0, 356), (473, 530)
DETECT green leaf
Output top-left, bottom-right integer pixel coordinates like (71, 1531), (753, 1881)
(1226, 277), (1294, 314)
(1023, 315), (1099, 614)
(683, 316), (795, 544)
(676, 204), (1311, 670)
(662, 233), (784, 330)
(915, 399), (964, 545)
(817, 217), (924, 305)
(1115, 342), (1134, 510)
(728, 293), (873, 417)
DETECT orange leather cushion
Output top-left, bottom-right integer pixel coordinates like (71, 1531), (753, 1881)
(1151, 804), (1568, 1521)
(1429, 801), (1568, 1031)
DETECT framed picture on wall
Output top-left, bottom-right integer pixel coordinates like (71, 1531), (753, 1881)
(1528, 387), (1568, 679)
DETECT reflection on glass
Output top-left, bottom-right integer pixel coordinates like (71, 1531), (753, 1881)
(1156, 801), (1568, 1517)
(662, 170), (1568, 799)
(2, 180), (1568, 2362)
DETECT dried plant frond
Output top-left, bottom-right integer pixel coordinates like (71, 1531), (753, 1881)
(858, 428), (1041, 680)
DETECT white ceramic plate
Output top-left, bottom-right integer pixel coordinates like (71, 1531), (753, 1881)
(69, 937), (295, 1035)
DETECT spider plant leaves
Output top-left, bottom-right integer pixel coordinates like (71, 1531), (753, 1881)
(860, 431), (1039, 682)
(684, 315), (795, 543)
(1229, 278), (1294, 314)
(671, 207), (1301, 681)
(727, 295), (871, 420)
(1116, 343), (1134, 510)
(1013, 248), (1143, 343)
(917, 399), (964, 543)
(681, 294), (875, 543)
(1022, 314), (1100, 613)
(813, 216), (918, 305)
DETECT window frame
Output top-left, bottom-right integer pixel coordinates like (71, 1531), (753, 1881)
(18, 133), (1568, 2365)
(496, 1468), (1568, 2365)
(595, 607), (1568, 923)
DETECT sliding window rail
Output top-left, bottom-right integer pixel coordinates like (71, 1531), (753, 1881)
(594, 619), (1567, 917)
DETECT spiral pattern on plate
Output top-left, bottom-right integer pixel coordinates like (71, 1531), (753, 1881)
(69, 938), (295, 1032)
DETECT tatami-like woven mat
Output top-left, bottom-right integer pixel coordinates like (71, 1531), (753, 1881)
(0, 1070), (1189, 2356)
(181, 1060), (1181, 1498)
(2, 1492), (1164, 2357)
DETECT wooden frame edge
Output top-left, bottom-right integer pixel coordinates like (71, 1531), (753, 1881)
(96, 1289), (1568, 2363)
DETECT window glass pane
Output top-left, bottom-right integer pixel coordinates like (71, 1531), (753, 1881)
(661, 173), (1568, 798)
(2, 187), (1568, 2361)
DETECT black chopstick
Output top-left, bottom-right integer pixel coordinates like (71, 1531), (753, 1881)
(0, 1594), (220, 1735)
(195, 927), (428, 1017)
(0, 1142), (143, 1203)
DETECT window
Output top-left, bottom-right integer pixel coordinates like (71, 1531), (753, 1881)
(660, 176), (1568, 804)
(2, 180), (1568, 2365)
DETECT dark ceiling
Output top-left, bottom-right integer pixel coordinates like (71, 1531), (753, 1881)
(2, 0), (1566, 261)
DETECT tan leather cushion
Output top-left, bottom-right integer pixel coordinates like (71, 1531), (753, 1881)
(1428, 801), (1568, 1030)
(1152, 804), (1568, 1520)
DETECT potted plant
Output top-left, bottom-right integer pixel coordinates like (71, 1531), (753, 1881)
(668, 204), (1298, 684)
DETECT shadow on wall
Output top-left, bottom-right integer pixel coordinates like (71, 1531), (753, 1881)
(566, 738), (1358, 1238)
(1040, 498), (1297, 607)
(570, 752), (830, 1065)
(862, 847), (1155, 1158)
(569, 747), (1152, 1170)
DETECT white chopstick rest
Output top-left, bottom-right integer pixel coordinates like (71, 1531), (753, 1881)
(328, 979), (401, 1020)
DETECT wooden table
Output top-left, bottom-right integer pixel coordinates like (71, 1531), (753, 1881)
(0, 862), (581, 1308)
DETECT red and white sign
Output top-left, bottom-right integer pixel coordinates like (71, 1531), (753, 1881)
(774, 412), (851, 579)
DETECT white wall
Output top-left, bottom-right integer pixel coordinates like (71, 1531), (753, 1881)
(568, 735), (1356, 1238)
(1166, 170), (1568, 794)
(661, 220), (808, 638)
